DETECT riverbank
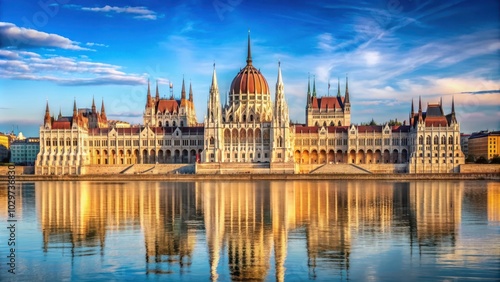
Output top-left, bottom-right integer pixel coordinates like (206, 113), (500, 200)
(2, 172), (499, 182)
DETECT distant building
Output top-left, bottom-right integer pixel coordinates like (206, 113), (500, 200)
(0, 133), (10, 162)
(460, 133), (471, 158)
(468, 131), (500, 160)
(10, 137), (40, 165)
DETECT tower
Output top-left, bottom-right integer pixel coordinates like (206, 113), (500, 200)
(272, 62), (291, 162)
(203, 64), (222, 162)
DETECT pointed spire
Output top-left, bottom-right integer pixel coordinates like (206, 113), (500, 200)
(91, 96), (96, 113)
(411, 98), (414, 115)
(246, 30), (252, 66)
(211, 63), (218, 90)
(58, 107), (62, 119)
(44, 100), (51, 124)
(73, 98), (77, 116)
(101, 98), (107, 120)
(418, 95), (422, 113)
(146, 79), (152, 108)
(451, 96), (455, 113)
(345, 74), (350, 104)
(312, 75), (316, 97)
(189, 81), (193, 102)
(337, 77), (341, 97)
(306, 74), (311, 106)
(277, 61), (283, 85)
(155, 80), (160, 101)
(181, 76), (186, 99)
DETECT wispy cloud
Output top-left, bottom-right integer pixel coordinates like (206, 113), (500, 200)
(78, 5), (160, 20)
(0, 22), (90, 50)
(0, 49), (146, 86)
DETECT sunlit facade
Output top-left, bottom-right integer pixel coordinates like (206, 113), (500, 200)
(35, 34), (465, 175)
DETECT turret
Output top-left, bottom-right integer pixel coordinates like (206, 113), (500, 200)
(91, 96), (96, 113)
(44, 100), (51, 126)
(344, 75), (350, 104)
(189, 81), (194, 102)
(181, 77), (186, 100)
(101, 99), (107, 120)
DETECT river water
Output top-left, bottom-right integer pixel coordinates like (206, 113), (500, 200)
(0, 180), (499, 281)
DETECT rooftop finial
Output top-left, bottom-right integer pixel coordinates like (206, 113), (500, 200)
(246, 30), (252, 66)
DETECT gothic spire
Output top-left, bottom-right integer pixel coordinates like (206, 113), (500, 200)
(344, 74), (350, 104)
(307, 74), (311, 107)
(58, 107), (62, 119)
(92, 96), (96, 113)
(337, 77), (341, 97)
(146, 79), (152, 108)
(246, 30), (252, 66)
(451, 96), (455, 114)
(155, 80), (160, 101)
(73, 98), (77, 117)
(181, 76), (186, 99)
(211, 64), (218, 91)
(312, 75), (316, 97)
(411, 98), (414, 115)
(418, 95), (422, 113)
(189, 81), (193, 102)
(101, 98), (107, 120)
(44, 100), (51, 124)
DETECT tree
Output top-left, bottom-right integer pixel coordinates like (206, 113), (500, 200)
(490, 155), (500, 164)
(388, 119), (402, 126)
(465, 154), (475, 163)
(475, 156), (488, 164)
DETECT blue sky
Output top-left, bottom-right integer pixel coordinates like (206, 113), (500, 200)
(0, 0), (499, 136)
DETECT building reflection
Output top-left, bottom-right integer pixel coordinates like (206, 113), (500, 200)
(409, 182), (463, 251)
(487, 182), (500, 222)
(34, 180), (476, 279)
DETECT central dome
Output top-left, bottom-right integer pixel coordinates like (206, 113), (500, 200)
(229, 33), (270, 101)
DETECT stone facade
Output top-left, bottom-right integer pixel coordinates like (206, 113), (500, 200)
(35, 34), (465, 175)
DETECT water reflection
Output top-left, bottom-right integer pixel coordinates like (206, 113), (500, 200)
(25, 181), (500, 280)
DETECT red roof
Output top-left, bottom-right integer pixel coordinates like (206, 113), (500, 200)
(52, 121), (71, 129)
(157, 99), (179, 113)
(318, 97), (343, 109)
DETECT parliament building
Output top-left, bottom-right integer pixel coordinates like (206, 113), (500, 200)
(35, 34), (465, 175)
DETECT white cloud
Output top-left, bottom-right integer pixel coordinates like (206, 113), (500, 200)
(0, 22), (90, 50)
(80, 5), (159, 20)
(0, 50), (146, 86)
(363, 51), (380, 66)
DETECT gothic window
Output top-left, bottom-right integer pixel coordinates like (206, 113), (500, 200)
(338, 121), (342, 126)
(243, 115), (246, 122)
(323, 121), (327, 127)
(159, 121), (162, 127)
(441, 136), (446, 144)
(448, 136), (453, 145)
(434, 136), (438, 145)
(250, 115), (253, 122)
(418, 136), (423, 145)
(315, 121), (319, 126)
(229, 115), (233, 122)
(166, 121), (169, 127)
(210, 137), (214, 145)
(173, 121), (177, 127)
(426, 136), (431, 145)
(180, 121), (184, 127)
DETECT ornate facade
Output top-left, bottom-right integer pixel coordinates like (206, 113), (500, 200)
(35, 34), (464, 175)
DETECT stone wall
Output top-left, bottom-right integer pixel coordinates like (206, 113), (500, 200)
(81, 164), (195, 175)
(0, 166), (34, 175)
(460, 164), (500, 173)
(355, 164), (408, 173)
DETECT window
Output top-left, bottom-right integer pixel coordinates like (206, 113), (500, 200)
(111, 140), (116, 146)
(142, 140), (147, 146)
(133, 140), (139, 146)
(126, 140), (131, 146)
(174, 140), (180, 146)
(182, 140), (189, 146)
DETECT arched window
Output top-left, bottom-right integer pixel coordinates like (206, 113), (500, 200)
(441, 136), (446, 144)
(448, 136), (453, 145)
(434, 136), (438, 144)
(338, 121), (342, 126)
(210, 137), (214, 145)
(165, 121), (169, 127)
(419, 136), (423, 145)
(250, 115), (253, 122)
(159, 121), (162, 127)
(243, 115), (246, 122)
(426, 136), (431, 145)
(180, 121), (184, 127)
(229, 115), (233, 122)
(173, 121), (176, 127)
